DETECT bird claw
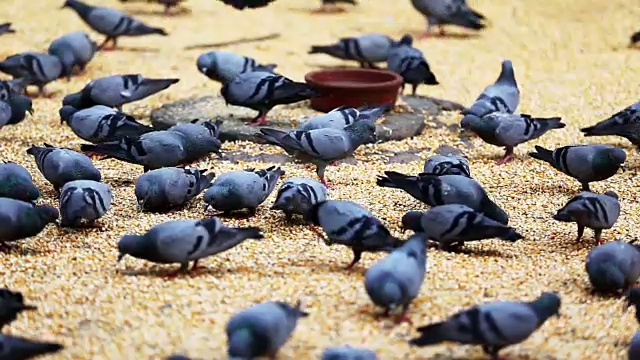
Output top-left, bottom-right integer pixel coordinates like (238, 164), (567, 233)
(495, 155), (514, 165)
(248, 115), (267, 126)
(394, 313), (413, 325)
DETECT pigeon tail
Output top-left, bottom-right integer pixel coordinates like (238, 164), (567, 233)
(631, 30), (640, 45)
(537, 117), (565, 129)
(528, 145), (554, 164)
(499, 228), (523, 242)
(130, 23), (168, 36)
(273, 81), (320, 105)
(80, 140), (132, 162)
(409, 322), (448, 347)
(308, 44), (338, 55)
(376, 171), (420, 190)
(480, 198), (509, 225)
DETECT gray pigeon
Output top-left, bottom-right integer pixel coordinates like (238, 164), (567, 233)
(581, 101), (640, 150)
(409, 292), (561, 359)
(59, 105), (154, 143)
(585, 240), (640, 294)
(220, 70), (318, 125)
(26, 143), (101, 192)
(226, 300), (308, 359)
(320, 346), (377, 360)
(460, 60), (520, 126)
(0, 288), (37, 331)
(0, 95), (33, 129)
(0, 198), (59, 244)
(625, 288), (640, 360)
(259, 119), (377, 186)
(296, 104), (390, 132)
(119, 0), (185, 14)
(271, 177), (328, 221)
(0, 162), (40, 202)
(196, 50), (277, 84)
(364, 232), (427, 323)
(117, 217), (263, 276)
(462, 112), (565, 165)
(135, 167), (215, 212)
(387, 34), (438, 95)
(553, 191), (620, 245)
(315, 0), (357, 13)
(528, 144), (627, 191)
(203, 166), (284, 216)
(0, 23), (15, 36)
(376, 171), (509, 224)
(0, 334), (63, 360)
(218, 0), (277, 10)
(48, 31), (98, 78)
(0, 52), (63, 96)
(401, 204), (523, 249)
(410, 0), (486, 37)
(303, 200), (404, 269)
(167, 120), (223, 161)
(308, 33), (396, 68)
(423, 154), (471, 177)
(58, 179), (112, 227)
(62, 0), (168, 50)
(0, 78), (29, 100)
(62, 74), (180, 111)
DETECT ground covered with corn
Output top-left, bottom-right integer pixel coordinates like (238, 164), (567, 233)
(1, 0), (640, 359)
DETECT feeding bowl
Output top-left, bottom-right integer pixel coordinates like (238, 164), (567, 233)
(304, 68), (403, 113)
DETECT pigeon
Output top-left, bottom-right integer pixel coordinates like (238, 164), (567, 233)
(48, 31), (98, 78)
(226, 300), (308, 359)
(386, 34), (438, 95)
(271, 177), (328, 221)
(0, 23), (15, 36)
(117, 217), (263, 276)
(0, 95), (33, 129)
(627, 290), (640, 360)
(401, 205), (523, 249)
(585, 240), (640, 294)
(218, 0), (277, 10)
(580, 101), (640, 150)
(364, 232), (427, 323)
(59, 105), (154, 143)
(422, 154), (471, 177)
(626, 288), (640, 323)
(135, 167), (215, 212)
(259, 119), (377, 186)
(410, 0), (486, 38)
(0, 334), (63, 360)
(309, 33), (397, 68)
(164, 356), (190, 360)
(409, 292), (561, 359)
(26, 143), (101, 192)
(62, 74), (180, 111)
(376, 171), (509, 224)
(528, 144), (626, 191)
(196, 50), (277, 84)
(0, 288), (36, 331)
(119, 0), (185, 14)
(303, 200), (404, 269)
(61, 0), (168, 50)
(0, 198), (59, 244)
(58, 180), (112, 228)
(0, 52), (63, 96)
(462, 112), (566, 165)
(320, 346), (377, 360)
(0, 162), (40, 202)
(460, 60), (520, 125)
(553, 191), (620, 245)
(315, 0), (357, 13)
(203, 166), (284, 216)
(220, 70), (318, 125)
(166, 120), (223, 161)
(0, 78), (29, 99)
(296, 104), (390, 132)
(631, 30), (640, 47)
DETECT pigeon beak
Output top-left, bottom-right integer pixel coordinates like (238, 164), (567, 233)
(28, 108), (34, 115)
(200, 67), (207, 74)
(203, 203), (210, 212)
(117, 253), (125, 263)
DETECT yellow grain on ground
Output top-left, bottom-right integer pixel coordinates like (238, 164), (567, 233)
(1, 0), (639, 359)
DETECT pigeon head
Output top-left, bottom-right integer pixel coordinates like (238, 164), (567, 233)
(196, 53), (218, 79)
(605, 147), (627, 165)
(117, 234), (148, 262)
(62, 92), (83, 108)
(35, 205), (59, 224)
(399, 34), (413, 46)
(401, 211), (424, 233)
(631, 31), (640, 45)
(530, 292), (562, 320)
(8, 95), (33, 125)
(345, 118), (377, 144)
(59, 105), (78, 124)
(604, 191), (619, 200)
(496, 60), (517, 87)
(460, 114), (482, 130)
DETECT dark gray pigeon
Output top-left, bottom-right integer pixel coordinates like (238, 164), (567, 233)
(164, 356), (190, 360)
(0, 23), (15, 36)
(625, 288), (640, 360)
(320, 346), (377, 360)
(59, 105), (154, 143)
(0, 334), (63, 360)
(0, 78), (29, 100)
(423, 154), (471, 177)
(62, 0), (168, 50)
(631, 30), (640, 47)
(0, 161), (40, 202)
(553, 191), (620, 245)
(462, 112), (565, 165)
(296, 104), (389, 132)
(119, 0), (185, 14)
(135, 167), (214, 212)
(166, 120), (223, 161)
(586, 240), (640, 294)
(26, 143), (101, 192)
(528, 144), (626, 191)
(315, 0), (357, 13)
(48, 31), (98, 78)
(0, 95), (33, 129)
(196, 50), (277, 84)
(0, 198), (59, 244)
(410, 0), (486, 37)
(409, 292), (561, 359)
(220, 69), (318, 125)
(401, 204), (523, 249)
(376, 171), (509, 224)
(581, 101), (640, 150)
(303, 200), (404, 269)
(58, 179), (112, 227)
(0, 52), (63, 96)
(271, 177), (327, 221)
(0, 288), (36, 331)
(203, 166), (284, 216)
(309, 33), (396, 68)
(117, 217), (263, 276)
(218, 0), (277, 10)
(62, 74), (179, 111)
(226, 300), (308, 359)
(387, 34), (438, 95)
(364, 232), (427, 323)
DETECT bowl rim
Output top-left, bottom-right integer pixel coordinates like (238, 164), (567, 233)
(304, 68), (403, 90)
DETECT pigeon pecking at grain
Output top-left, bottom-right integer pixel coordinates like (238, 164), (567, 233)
(308, 33), (397, 69)
(422, 154), (471, 177)
(410, 0), (487, 38)
(119, 0), (186, 15)
(59, 105), (154, 144)
(0, 52), (63, 97)
(135, 167), (215, 212)
(271, 177), (327, 221)
(47, 31), (98, 78)
(313, 0), (358, 14)
(553, 191), (620, 245)
(585, 240), (640, 294)
(196, 50), (277, 84)
(0, 162), (40, 203)
(26, 143), (101, 193)
(58, 180), (112, 228)
(580, 100), (640, 151)
(218, 0), (277, 10)
(166, 120), (223, 162)
(386, 34), (438, 96)
(0, 198), (59, 246)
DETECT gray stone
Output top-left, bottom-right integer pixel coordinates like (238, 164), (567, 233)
(433, 145), (464, 156)
(387, 151), (423, 164)
(222, 151), (291, 164)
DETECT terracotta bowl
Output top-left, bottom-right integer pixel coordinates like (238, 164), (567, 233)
(304, 68), (403, 113)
